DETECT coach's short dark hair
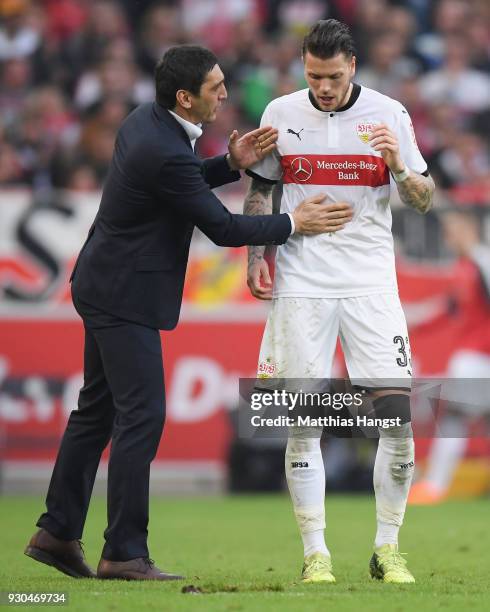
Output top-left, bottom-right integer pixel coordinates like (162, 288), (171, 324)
(155, 45), (218, 109)
(302, 19), (356, 60)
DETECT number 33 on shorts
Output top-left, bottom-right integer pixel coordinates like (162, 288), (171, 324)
(393, 335), (412, 374)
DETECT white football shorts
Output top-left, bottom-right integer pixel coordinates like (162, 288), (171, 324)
(257, 294), (412, 389)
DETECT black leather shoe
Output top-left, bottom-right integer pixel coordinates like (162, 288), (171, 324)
(97, 557), (184, 581)
(24, 528), (96, 578)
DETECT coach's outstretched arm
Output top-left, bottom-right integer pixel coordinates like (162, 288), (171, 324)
(369, 123), (435, 215)
(158, 156), (352, 249)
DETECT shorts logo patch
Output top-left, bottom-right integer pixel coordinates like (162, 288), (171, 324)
(258, 360), (276, 378)
(291, 462), (309, 468)
(356, 119), (379, 144)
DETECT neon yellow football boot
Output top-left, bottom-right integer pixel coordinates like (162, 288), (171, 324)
(369, 544), (415, 583)
(301, 552), (336, 583)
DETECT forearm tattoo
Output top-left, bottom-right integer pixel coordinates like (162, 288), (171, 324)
(243, 178), (274, 266)
(397, 172), (435, 214)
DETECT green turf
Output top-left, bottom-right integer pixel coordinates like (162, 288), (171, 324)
(0, 494), (488, 611)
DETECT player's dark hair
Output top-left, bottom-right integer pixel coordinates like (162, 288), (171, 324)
(302, 19), (356, 60)
(155, 45), (218, 109)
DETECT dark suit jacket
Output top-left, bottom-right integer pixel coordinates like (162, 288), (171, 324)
(70, 102), (291, 330)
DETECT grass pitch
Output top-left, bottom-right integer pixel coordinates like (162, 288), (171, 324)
(0, 494), (488, 611)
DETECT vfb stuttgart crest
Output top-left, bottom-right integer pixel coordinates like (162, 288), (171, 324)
(356, 119), (378, 144)
(258, 360), (276, 378)
(290, 157), (313, 182)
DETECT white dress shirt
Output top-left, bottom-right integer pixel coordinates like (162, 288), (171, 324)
(168, 109), (203, 150)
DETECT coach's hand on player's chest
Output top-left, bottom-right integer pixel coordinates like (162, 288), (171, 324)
(368, 124), (405, 174)
(292, 196), (354, 236)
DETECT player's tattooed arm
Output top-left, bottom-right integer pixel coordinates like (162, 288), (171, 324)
(243, 178), (276, 299)
(396, 171), (435, 215)
(243, 178), (275, 266)
(368, 122), (435, 215)
(243, 177), (274, 215)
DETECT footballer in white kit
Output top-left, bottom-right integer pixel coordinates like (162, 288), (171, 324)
(243, 19), (435, 584)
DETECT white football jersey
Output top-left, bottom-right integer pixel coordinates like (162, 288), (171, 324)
(247, 85), (428, 298)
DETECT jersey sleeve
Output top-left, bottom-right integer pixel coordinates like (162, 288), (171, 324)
(395, 106), (428, 175)
(245, 103), (283, 184)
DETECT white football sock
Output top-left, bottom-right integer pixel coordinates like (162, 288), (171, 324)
(373, 422), (414, 548)
(285, 426), (329, 558)
(302, 529), (330, 557)
(424, 415), (468, 493)
(375, 521), (400, 548)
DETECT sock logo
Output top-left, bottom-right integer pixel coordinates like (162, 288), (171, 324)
(291, 461), (309, 468)
(399, 461), (414, 470)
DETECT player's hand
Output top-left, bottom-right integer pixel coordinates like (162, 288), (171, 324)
(293, 195), (354, 235)
(368, 123), (405, 173)
(247, 258), (273, 300)
(227, 126), (278, 170)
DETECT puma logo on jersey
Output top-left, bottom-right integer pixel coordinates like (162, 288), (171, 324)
(287, 128), (304, 140)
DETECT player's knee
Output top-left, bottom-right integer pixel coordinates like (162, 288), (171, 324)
(373, 393), (411, 427)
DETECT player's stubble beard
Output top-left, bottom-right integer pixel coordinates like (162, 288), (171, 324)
(335, 81), (353, 110)
(315, 80), (352, 112)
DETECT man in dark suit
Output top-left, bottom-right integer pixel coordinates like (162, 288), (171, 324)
(24, 46), (353, 581)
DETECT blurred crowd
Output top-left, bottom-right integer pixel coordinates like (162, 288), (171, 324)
(0, 0), (488, 204)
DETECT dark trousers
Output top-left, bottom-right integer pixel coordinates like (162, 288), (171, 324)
(36, 293), (165, 561)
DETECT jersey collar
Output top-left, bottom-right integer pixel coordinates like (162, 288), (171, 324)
(308, 82), (361, 113)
